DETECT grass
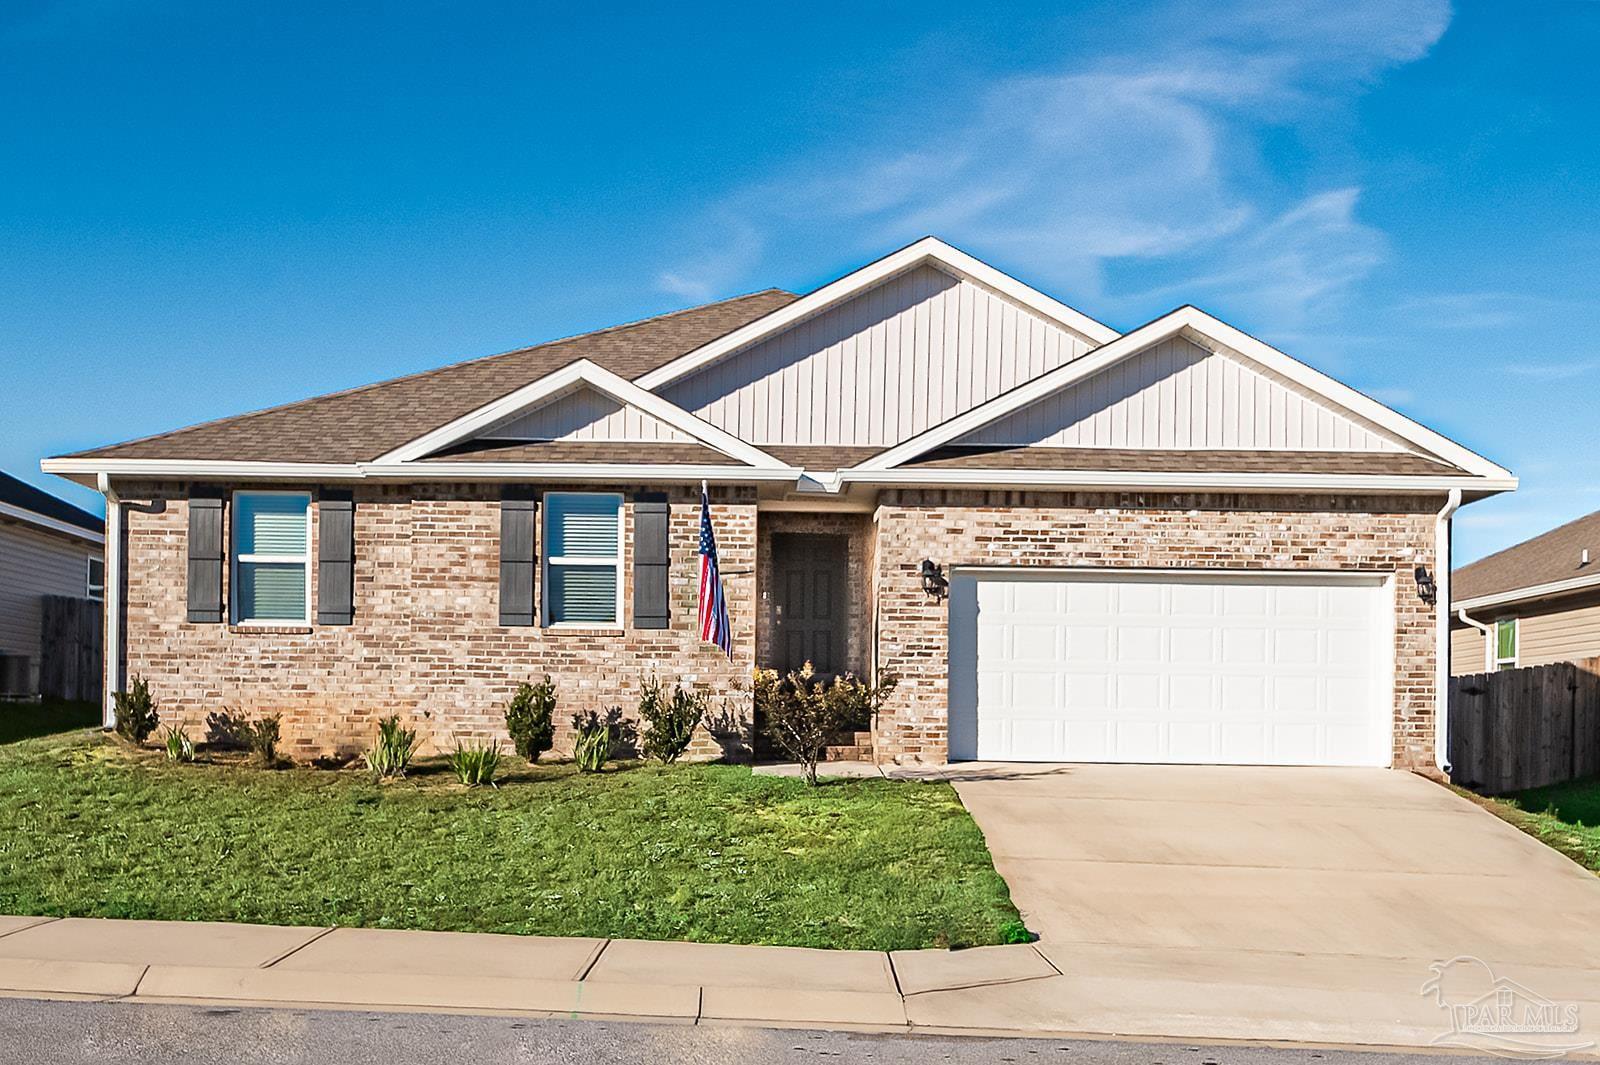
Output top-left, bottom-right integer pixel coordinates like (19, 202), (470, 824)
(0, 731), (1022, 951)
(1463, 777), (1600, 874)
(0, 700), (100, 745)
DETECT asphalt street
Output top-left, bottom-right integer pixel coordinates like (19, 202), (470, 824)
(0, 998), (1532, 1065)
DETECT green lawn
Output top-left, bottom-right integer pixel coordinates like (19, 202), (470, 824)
(1466, 777), (1600, 874)
(0, 731), (1022, 951)
(0, 700), (100, 745)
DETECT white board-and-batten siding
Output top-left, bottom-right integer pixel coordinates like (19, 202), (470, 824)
(959, 336), (1409, 452)
(660, 264), (1096, 448)
(488, 388), (691, 443)
(0, 519), (98, 691)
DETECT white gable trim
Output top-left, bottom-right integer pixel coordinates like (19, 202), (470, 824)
(633, 237), (1120, 393)
(373, 359), (790, 469)
(856, 306), (1515, 483)
(41, 457), (801, 484)
(0, 499), (104, 544)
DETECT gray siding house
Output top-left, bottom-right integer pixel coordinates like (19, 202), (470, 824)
(0, 471), (105, 696)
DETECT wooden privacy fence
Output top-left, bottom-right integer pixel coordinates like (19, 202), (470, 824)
(39, 595), (102, 704)
(1448, 657), (1600, 794)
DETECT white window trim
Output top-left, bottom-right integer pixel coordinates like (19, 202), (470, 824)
(230, 490), (312, 626)
(1492, 617), (1519, 671)
(86, 555), (105, 600)
(541, 491), (624, 630)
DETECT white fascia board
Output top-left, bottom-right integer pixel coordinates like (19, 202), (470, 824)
(0, 500), (105, 544)
(42, 456), (802, 484)
(834, 467), (1518, 494)
(372, 359), (787, 469)
(1455, 571), (1600, 612)
(856, 306), (1515, 483)
(633, 236), (1119, 392)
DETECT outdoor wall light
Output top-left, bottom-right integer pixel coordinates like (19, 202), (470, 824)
(920, 559), (949, 601)
(1414, 565), (1437, 606)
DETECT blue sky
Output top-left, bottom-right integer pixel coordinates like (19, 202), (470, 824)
(2, 0), (1596, 563)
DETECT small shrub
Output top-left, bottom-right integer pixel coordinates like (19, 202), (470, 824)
(998, 919), (1034, 945)
(364, 714), (417, 779)
(505, 677), (556, 763)
(638, 676), (707, 764)
(204, 709), (250, 750)
(161, 725), (194, 763)
(112, 675), (160, 744)
(245, 714), (282, 767)
(571, 710), (616, 772)
(757, 665), (896, 786)
(449, 741), (501, 787)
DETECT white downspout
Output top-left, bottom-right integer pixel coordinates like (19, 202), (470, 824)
(1434, 488), (1462, 775)
(98, 473), (120, 729)
(1456, 607), (1494, 674)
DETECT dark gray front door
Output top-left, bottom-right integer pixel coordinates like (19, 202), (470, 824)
(772, 534), (848, 676)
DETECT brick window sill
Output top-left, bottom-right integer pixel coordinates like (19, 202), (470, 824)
(228, 625), (314, 636)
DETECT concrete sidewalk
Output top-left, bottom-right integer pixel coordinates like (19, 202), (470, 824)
(0, 917), (1059, 1035)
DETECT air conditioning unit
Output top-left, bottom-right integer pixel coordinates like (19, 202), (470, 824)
(0, 654), (31, 698)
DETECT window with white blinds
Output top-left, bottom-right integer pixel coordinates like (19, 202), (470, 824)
(543, 492), (622, 626)
(232, 492), (311, 623)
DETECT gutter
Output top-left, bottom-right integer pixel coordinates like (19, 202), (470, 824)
(97, 473), (120, 730)
(1456, 606), (1495, 674)
(1434, 488), (1462, 776)
(1455, 570), (1600, 613)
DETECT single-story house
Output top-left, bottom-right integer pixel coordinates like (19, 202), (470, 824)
(0, 471), (105, 697)
(44, 238), (1515, 769)
(1451, 509), (1600, 675)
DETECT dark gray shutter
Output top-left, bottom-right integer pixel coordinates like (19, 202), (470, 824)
(499, 488), (538, 626)
(186, 491), (224, 623)
(633, 494), (670, 629)
(317, 490), (355, 625)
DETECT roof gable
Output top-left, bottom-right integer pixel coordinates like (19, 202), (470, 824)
(857, 306), (1515, 484)
(957, 333), (1409, 453)
(377, 360), (790, 470)
(659, 263), (1100, 448)
(483, 385), (692, 444)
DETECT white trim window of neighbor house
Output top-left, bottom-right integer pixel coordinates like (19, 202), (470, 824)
(1494, 617), (1519, 671)
(231, 491), (311, 624)
(543, 492), (623, 627)
(86, 556), (105, 600)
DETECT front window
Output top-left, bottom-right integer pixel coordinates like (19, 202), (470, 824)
(1494, 618), (1518, 671)
(86, 556), (105, 600)
(232, 492), (311, 623)
(543, 492), (622, 626)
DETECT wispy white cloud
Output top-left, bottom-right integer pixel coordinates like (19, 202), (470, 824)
(656, 0), (1452, 330)
(1389, 291), (1566, 330)
(1501, 359), (1600, 381)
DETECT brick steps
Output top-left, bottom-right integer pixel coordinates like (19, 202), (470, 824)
(822, 730), (874, 762)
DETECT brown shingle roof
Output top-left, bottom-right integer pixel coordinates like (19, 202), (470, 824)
(900, 445), (1462, 476)
(1454, 509), (1600, 601)
(762, 445), (886, 470)
(422, 440), (740, 465)
(66, 290), (796, 464)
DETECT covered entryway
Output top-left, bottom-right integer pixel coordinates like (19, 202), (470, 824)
(948, 569), (1392, 766)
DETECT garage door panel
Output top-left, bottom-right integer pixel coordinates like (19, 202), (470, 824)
(949, 570), (1390, 767)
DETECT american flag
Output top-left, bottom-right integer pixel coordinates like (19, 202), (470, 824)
(698, 483), (732, 657)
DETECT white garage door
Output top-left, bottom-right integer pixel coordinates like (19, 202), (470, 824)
(948, 570), (1391, 766)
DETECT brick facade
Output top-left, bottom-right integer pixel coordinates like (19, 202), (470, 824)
(114, 480), (1445, 772)
(870, 490), (1443, 771)
(116, 481), (757, 761)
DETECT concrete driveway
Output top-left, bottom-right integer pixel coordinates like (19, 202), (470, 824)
(910, 764), (1600, 1049)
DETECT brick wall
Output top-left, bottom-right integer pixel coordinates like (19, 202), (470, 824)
(117, 481), (757, 761)
(871, 490), (1442, 771)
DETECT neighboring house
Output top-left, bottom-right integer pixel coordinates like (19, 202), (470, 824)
(1451, 510), (1600, 675)
(43, 238), (1515, 769)
(0, 471), (105, 696)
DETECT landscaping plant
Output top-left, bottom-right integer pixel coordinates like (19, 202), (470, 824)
(571, 710), (615, 772)
(757, 664), (896, 786)
(112, 675), (160, 744)
(364, 714), (418, 778)
(448, 741), (501, 787)
(505, 677), (556, 763)
(637, 675), (707, 764)
(245, 714), (282, 767)
(161, 725), (195, 763)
